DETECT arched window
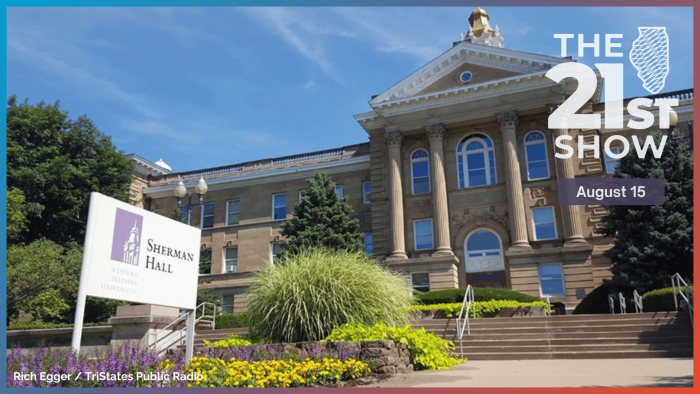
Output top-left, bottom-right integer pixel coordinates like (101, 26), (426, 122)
(524, 131), (550, 180)
(411, 149), (430, 194)
(457, 134), (496, 188)
(464, 230), (504, 273)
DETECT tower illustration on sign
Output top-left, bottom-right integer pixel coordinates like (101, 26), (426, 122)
(629, 27), (670, 94)
(110, 208), (143, 266)
(122, 220), (141, 265)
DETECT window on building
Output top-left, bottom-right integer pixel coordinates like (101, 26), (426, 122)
(270, 242), (283, 265)
(335, 185), (343, 198)
(364, 233), (373, 254)
(538, 264), (566, 296)
(201, 203), (215, 229)
(272, 194), (287, 221)
(179, 206), (190, 225)
(224, 247), (238, 273)
(220, 294), (235, 315)
(532, 207), (557, 240)
(410, 272), (430, 294)
(226, 200), (240, 226)
(363, 182), (371, 204)
(604, 147), (620, 174)
(524, 131), (550, 180)
(199, 248), (212, 275)
(411, 149), (430, 194)
(413, 219), (434, 251)
(299, 190), (306, 201)
(457, 134), (497, 188)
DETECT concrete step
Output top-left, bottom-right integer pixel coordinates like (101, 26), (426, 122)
(414, 311), (685, 324)
(415, 317), (690, 329)
(463, 336), (694, 347)
(463, 349), (694, 360)
(461, 343), (692, 353)
(425, 324), (692, 337)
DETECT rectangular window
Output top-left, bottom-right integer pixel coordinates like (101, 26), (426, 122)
(413, 219), (434, 250)
(224, 247), (238, 273)
(272, 193), (287, 221)
(335, 185), (343, 198)
(220, 295), (235, 315)
(199, 248), (212, 275)
(532, 207), (557, 241)
(179, 206), (190, 225)
(270, 242), (283, 265)
(364, 233), (373, 254)
(526, 143), (549, 179)
(201, 203), (215, 229)
(226, 200), (240, 226)
(410, 272), (430, 294)
(538, 264), (565, 296)
(604, 147), (620, 174)
(363, 182), (371, 204)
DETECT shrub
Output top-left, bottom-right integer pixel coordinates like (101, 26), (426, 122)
(204, 334), (253, 348)
(415, 287), (541, 305)
(410, 300), (550, 318)
(246, 248), (414, 343)
(573, 283), (635, 315)
(324, 323), (463, 370)
(642, 286), (694, 312)
(215, 313), (250, 329)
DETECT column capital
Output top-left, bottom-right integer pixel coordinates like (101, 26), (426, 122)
(496, 110), (519, 129)
(425, 123), (447, 141)
(384, 130), (404, 147)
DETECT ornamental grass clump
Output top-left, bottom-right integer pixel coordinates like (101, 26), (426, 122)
(246, 248), (415, 343)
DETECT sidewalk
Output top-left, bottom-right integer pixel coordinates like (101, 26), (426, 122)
(373, 358), (694, 387)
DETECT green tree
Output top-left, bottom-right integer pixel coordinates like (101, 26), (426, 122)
(279, 172), (364, 258)
(6, 187), (28, 243)
(169, 207), (187, 224)
(6, 240), (82, 324)
(6, 96), (135, 246)
(598, 134), (693, 292)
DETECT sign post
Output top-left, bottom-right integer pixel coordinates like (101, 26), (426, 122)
(71, 192), (201, 357)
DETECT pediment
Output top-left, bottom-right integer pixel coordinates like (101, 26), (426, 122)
(369, 41), (570, 107)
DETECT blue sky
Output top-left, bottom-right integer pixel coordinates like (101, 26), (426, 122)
(7, 7), (693, 172)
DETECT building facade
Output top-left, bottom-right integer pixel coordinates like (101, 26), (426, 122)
(132, 8), (695, 313)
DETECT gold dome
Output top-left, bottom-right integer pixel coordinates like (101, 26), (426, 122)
(469, 7), (495, 38)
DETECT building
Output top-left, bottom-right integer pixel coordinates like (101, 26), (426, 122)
(131, 8), (694, 313)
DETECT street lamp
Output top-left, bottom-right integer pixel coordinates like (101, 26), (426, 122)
(667, 108), (678, 137)
(173, 177), (208, 225)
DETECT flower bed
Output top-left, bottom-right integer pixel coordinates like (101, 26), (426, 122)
(409, 300), (550, 318)
(6, 342), (374, 388)
(174, 357), (371, 387)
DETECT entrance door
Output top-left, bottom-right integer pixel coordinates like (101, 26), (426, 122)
(464, 229), (506, 289)
(467, 271), (506, 289)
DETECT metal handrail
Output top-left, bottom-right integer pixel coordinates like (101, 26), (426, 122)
(618, 292), (627, 314)
(150, 302), (217, 353)
(545, 294), (551, 316)
(609, 294), (615, 314)
(633, 290), (643, 313)
(455, 285), (476, 359)
(671, 273), (694, 327)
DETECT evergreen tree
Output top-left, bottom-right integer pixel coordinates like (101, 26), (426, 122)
(279, 171), (364, 258)
(169, 207), (187, 224)
(598, 133), (693, 292)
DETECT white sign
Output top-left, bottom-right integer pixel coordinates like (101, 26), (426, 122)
(81, 192), (201, 309)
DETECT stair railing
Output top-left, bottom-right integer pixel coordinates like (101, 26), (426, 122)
(149, 302), (217, 353)
(455, 285), (476, 359)
(633, 290), (643, 313)
(544, 294), (551, 316)
(671, 273), (694, 327)
(608, 294), (615, 314)
(618, 292), (627, 314)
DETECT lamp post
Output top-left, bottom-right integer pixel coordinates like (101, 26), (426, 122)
(173, 177), (208, 225)
(667, 108), (678, 138)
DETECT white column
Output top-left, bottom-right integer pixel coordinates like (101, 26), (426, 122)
(496, 111), (531, 250)
(425, 124), (454, 256)
(385, 130), (408, 259)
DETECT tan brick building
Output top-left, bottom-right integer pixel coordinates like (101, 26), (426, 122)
(131, 8), (694, 313)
